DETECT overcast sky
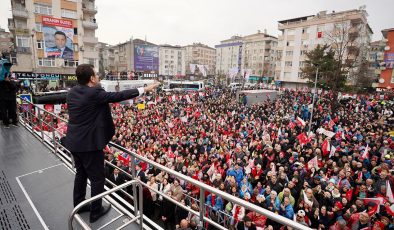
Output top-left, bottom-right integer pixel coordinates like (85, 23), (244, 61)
(0, 0), (393, 47)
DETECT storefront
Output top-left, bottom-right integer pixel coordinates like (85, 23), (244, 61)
(13, 72), (78, 91)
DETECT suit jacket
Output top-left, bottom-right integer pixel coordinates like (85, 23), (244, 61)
(48, 46), (74, 59)
(109, 173), (124, 186)
(65, 85), (140, 152)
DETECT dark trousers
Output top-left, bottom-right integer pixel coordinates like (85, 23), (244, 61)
(72, 150), (105, 214)
(2, 100), (17, 125)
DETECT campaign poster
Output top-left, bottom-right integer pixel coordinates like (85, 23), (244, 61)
(42, 16), (74, 60)
(134, 44), (159, 72)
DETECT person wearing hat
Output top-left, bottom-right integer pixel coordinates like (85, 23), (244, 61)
(295, 210), (309, 227)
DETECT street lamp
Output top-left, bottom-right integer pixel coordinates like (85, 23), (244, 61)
(308, 66), (319, 135)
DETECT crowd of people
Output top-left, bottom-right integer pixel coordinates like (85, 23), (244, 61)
(22, 85), (394, 230)
(96, 87), (394, 230)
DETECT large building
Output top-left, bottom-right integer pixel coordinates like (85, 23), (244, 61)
(375, 28), (394, 91)
(184, 43), (216, 78)
(215, 31), (277, 83)
(7, 0), (99, 87)
(0, 27), (13, 57)
(215, 36), (243, 77)
(97, 42), (116, 75)
(109, 39), (159, 78)
(275, 7), (372, 88)
(241, 31), (277, 82)
(159, 44), (186, 77)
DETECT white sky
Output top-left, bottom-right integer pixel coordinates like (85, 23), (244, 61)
(0, 0), (393, 47)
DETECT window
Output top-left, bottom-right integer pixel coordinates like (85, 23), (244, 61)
(285, 61), (292, 67)
(35, 23), (42, 32)
(287, 29), (295, 36)
(299, 61), (306, 67)
(284, 72), (291, 78)
(286, 41), (294, 46)
(37, 40), (44, 49)
(64, 60), (78, 67)
(302, 27), (309, 34)
(38, 58), (55, 67)
(61, 9), (77, 19)
(301, 40), (309, 48)
(300, 50), (307, 55)
(34, 4), (52, 15)
(16, 36), (29, 47)
(286, 51), (293, 56)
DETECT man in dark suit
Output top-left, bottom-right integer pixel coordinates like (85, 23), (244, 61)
(109, 168), (124, 186)
(47, 31), (74, 59)
(65, 64), (159, 223)
(136, 164), (147, 183)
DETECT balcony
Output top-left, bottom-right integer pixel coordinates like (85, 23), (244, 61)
(12, 8), (29, 19)
(83, 36), (98, 44)
(83, 50), (98, 58)
(16, 47), (31, 54)
(82, 20), (98, 30)
(82, 4), (97, 14)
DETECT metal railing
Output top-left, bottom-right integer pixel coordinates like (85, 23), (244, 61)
(68, 180), (143, 230)
(16, 97), (311, 230)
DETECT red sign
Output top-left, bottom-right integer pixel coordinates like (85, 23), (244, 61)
(317, 31), (323, 38)
(42, 16), (73, 28)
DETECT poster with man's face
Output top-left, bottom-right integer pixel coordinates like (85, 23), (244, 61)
(42, 16), (74, 60)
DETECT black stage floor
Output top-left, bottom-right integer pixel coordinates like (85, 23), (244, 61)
(0, 124), (140, 230)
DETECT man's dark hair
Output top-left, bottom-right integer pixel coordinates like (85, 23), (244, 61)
(54, 31), (67, 38)
(76, 64), (94, 85)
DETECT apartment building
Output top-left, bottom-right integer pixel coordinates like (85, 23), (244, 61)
(159, 44), (186, 77)
(215, 31), (277, 83)
(375, 28), (394, 91)
(241, 31), (277, 81)
(276, 7), (372, 88)
(0, 28), (13, 57)
(97, 42), (116, 74)
(109, 39), (159, 78)
(215, 36), (243, 77)
(8, 0), (99, 85)
(184, 43), (216, 77)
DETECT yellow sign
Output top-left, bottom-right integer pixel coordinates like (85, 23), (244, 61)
(137, 103), (145, 110)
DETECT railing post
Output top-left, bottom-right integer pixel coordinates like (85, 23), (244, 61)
(199, 188), (205, 230)
(138, 183), (143, 230)
(130, 155), (138, 216)
(37, 108), (44, 141)
(51, 116), (57, 154)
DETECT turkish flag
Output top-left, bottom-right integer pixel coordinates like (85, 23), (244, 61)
(297, 133), (310, 146)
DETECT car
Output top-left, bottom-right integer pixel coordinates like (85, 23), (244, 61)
(228, 82), (242, 89)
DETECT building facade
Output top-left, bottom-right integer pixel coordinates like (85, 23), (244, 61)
(376, 28), (394, 91)
(275, 8), (372, 88)
(97, 42), (116, 75)
(0, 28), (13, 57)
(159, 45), (186, 77)
(184, 43), (216, 77)
(7, 0), (99, 84)
(215, 36), (243, 77)
(241, 31), (277, 82)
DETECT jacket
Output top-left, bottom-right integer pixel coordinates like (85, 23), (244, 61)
(65, 85), (140, 152)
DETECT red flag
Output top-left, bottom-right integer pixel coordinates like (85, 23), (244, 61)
(346, 188), (353, 201)
(289, 122), (295, 130)
(297, 133), (310, 146)
(361, 197), (384, 214)
(322, 140), (330, 156)
(385, 204), (394, 216)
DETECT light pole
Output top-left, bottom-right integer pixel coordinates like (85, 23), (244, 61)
(308, 67), (318, 135)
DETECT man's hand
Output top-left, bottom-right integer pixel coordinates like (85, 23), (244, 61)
(144, 82), (161, 93)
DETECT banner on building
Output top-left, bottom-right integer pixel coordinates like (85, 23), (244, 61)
(42, 16), (74, 60)
(134, 44), (159, 72)
(190, 64), (208, 77)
